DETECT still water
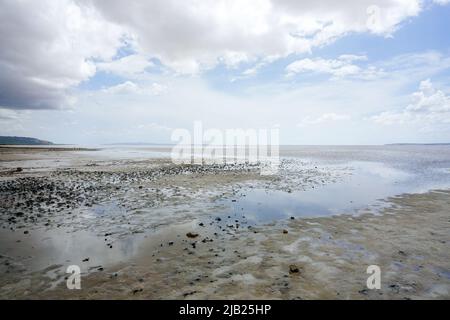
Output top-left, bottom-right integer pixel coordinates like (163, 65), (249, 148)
(224, 145), (450, 223)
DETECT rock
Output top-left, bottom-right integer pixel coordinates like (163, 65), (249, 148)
(199, 222), (204, 227)
(16, 167), (23, 173)
(289, 264), (300, 274)
(23, 230), (29, 234)
(82, 258), (89, 262)
(132, 288), (143, 295)
(290, 217), (295, 220)
(182, 291), (196, 297)
(283, 229), (288, 234)
(186, 232), (199, 238)
(358, 289), (368, 295)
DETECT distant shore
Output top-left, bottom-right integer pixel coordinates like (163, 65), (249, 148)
(0, 145), (99, 151)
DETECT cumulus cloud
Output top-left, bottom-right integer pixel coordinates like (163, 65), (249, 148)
(84, 0), (421, 74)
(372, 79), (450, 126)
(286, 56), (383, 79)
(0, 0), (124, 110)
(0, 0), (428, 110)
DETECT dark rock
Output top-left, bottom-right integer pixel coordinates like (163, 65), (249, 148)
(289, 264), (300, 274)
(132, 288), (143, 295)
(358, 289), (368, 295)
(186, 232), (199, 238)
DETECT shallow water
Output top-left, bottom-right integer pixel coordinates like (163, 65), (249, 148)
(1, 145), (450, 282)
(220, 145), (450, 222)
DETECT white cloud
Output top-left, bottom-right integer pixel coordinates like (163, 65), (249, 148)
(0, 0), (427, 109)
(297, 113), (351, 127)
(433, 0), (450, 5)
(136, 123), (172, 132)
(286, 56), (383, 79)
(0, 109), (20, 120)
(102, 81), (167, 95)
(338, 54), (368, 62)
(0, 0), (124, 109)
(372, 79), (450, 126)
(97, 54), (154, 78)
(84, 0), (422, 74)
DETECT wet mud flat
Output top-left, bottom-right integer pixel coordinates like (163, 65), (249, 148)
(0, 147), (449, 299)
(15, 190), (447, 300)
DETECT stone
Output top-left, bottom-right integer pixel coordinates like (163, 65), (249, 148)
(186, 232), (199, 238)
(289, 264), (300, 274)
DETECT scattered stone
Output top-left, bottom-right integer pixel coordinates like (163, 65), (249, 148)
(182, 291), (196, 297)
(289, 264), (300, 274)
(132, 288), (143, 295)
(358, 289), (368, 295)
(186, 232), (199, 238)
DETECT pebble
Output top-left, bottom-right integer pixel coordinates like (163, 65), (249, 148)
(289, 264), (300, 274)
(186, 232), (199, 238)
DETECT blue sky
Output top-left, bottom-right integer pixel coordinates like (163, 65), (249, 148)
(1, 0), (449, 145)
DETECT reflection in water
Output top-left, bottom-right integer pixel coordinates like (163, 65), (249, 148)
(222, 160), (450, 223)
(0, 226), (147, 273)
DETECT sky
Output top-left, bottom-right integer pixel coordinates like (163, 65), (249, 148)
(0, 0), (450, 145)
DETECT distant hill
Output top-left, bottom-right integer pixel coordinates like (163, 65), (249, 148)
(0, 136), (53, 145)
